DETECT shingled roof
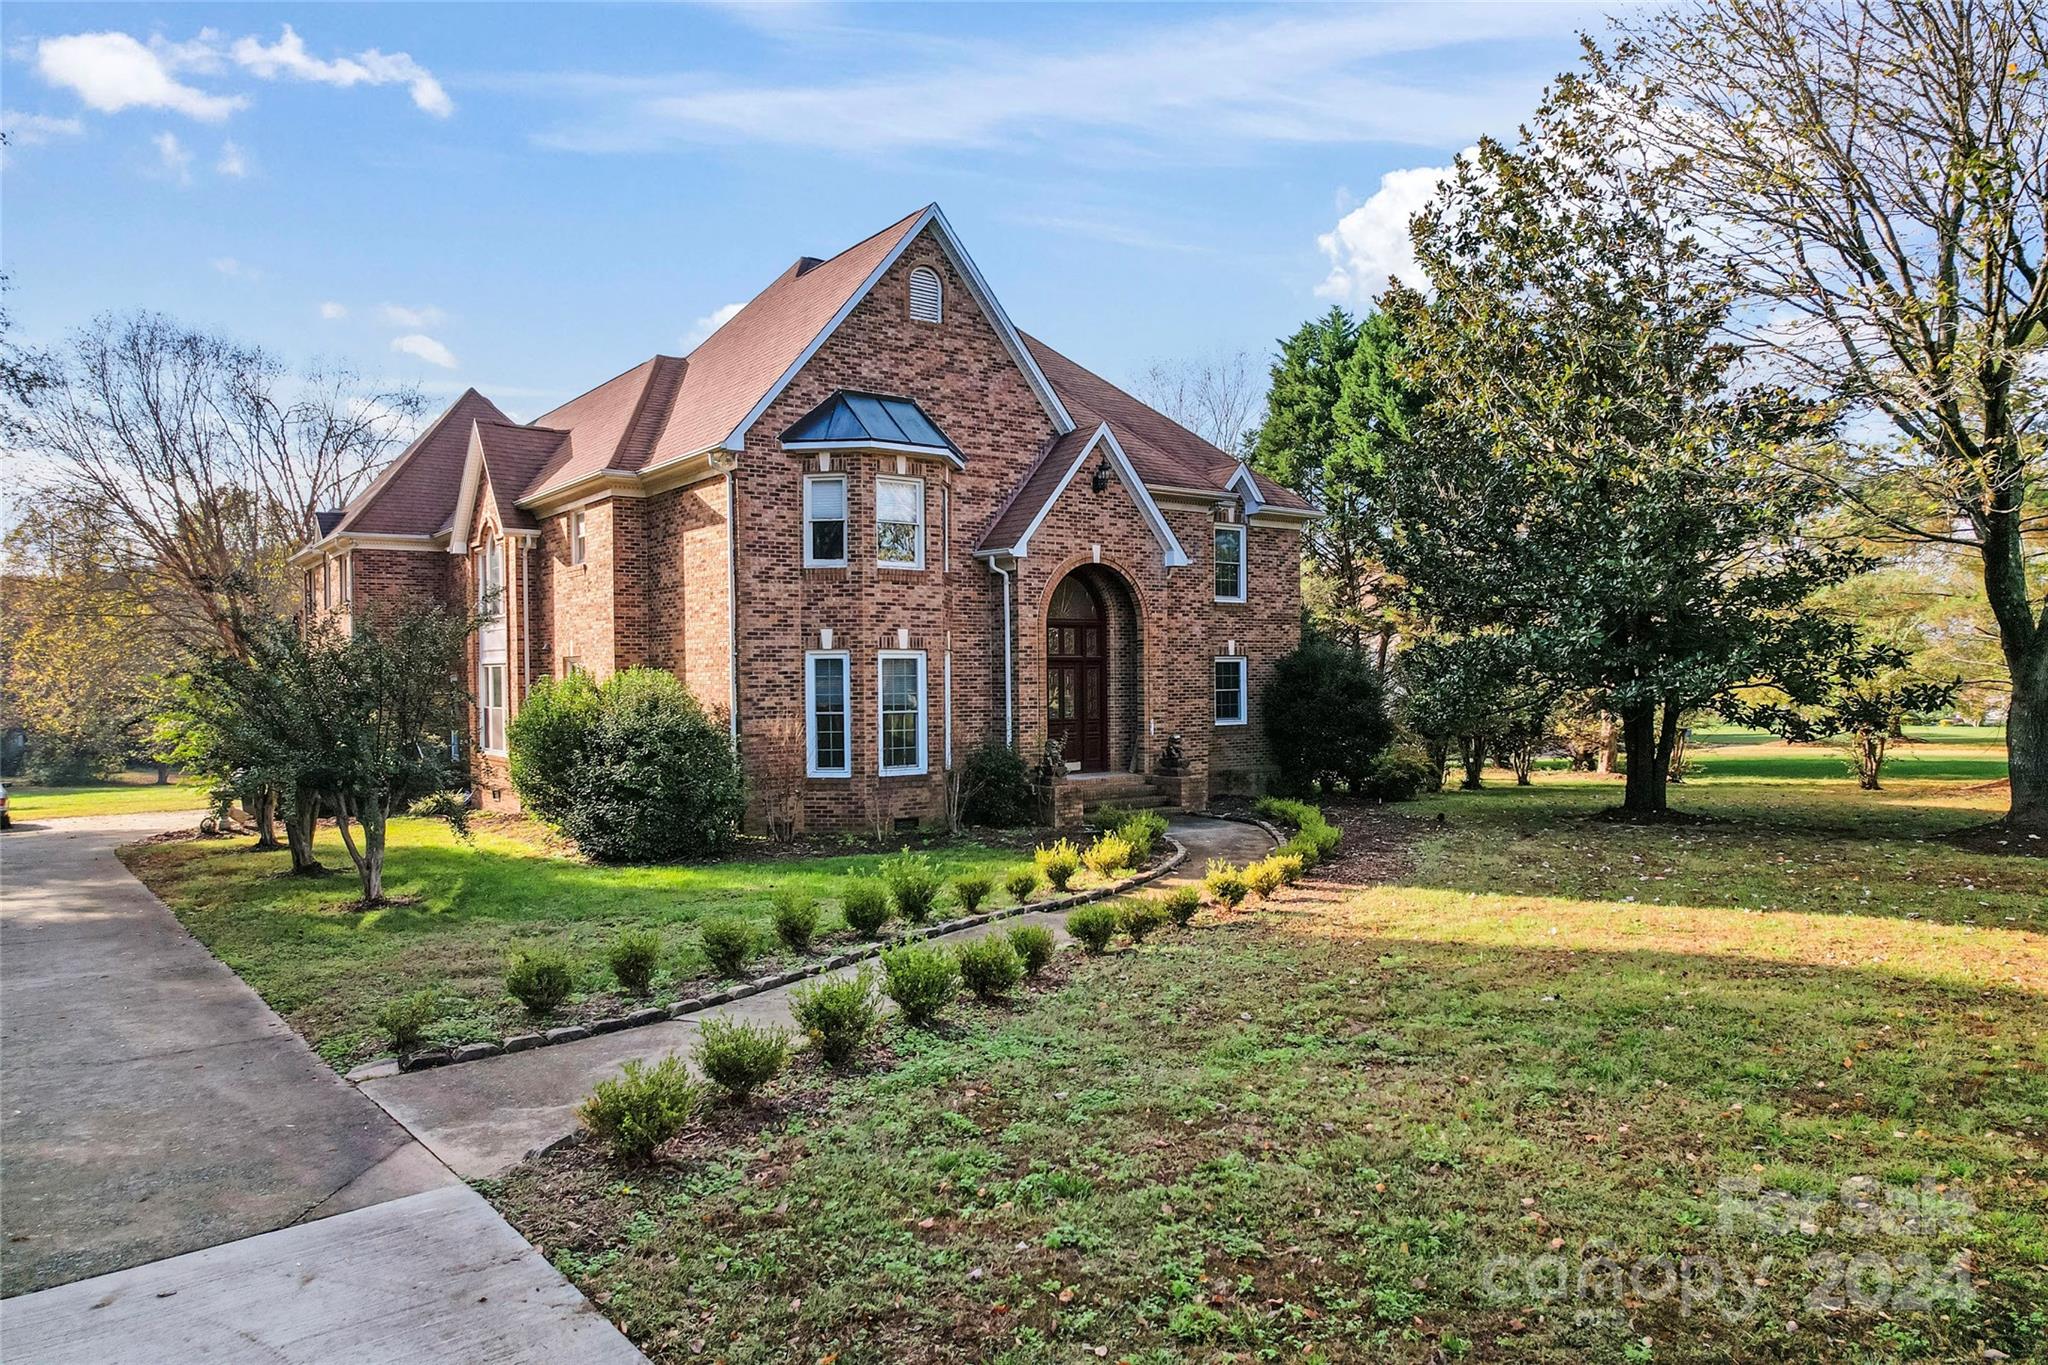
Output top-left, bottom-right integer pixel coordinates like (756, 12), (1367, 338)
(302, 205), (1312, 560)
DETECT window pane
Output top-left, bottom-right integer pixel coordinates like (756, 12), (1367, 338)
(810, 518), (845, 562)
(809, 478), (845, 519)
(811, 657), (847, 772)
(880, 656), (922, 770)
(1215, 527), (1243, 597)
(1214, 660), (1243, 721)
(877, 520), (918, 563)
(876, 479), (919, 523)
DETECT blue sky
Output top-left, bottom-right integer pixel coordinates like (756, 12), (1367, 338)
(2, 2), (1597, 422)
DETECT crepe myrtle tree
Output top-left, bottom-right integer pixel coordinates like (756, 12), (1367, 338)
(158, 607), (473, 901)
(1608, 0), (2048, 828)
(1385, 69), (1869, 816)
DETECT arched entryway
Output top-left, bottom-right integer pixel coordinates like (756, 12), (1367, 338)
(1043, 565), (1141, 774)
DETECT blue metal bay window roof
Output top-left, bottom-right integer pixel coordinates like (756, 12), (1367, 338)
(781, 390), (964, 467)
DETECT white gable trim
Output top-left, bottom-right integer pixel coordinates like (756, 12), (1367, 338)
(721, 204), (1075, 453)
(446, 424), (487, 554)
(976, 423), (1189, 568)
(1226, 463), (1266, 514)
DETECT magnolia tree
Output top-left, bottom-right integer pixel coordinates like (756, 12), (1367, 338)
(1384, 72), (1866, 816)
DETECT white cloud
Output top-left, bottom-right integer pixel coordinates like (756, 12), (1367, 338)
(1, 109), (86, 145)
(215, 139), (248, 177)
(391, 334), (458, 369)
(531, 5), (1568, 156)
(318, 301), (349, 320)
(230, 25), (452, 117)
(210, 256), (263, 280)
(379, 303), (447, 328)
(151, 130), (194, 184)
(682, 302), (744, 349)
(31, 26), (451, 126)
(1314, 149), (1472, 303)
(35, 32), (247, 122)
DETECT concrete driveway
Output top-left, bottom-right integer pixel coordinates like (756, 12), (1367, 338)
(0, 811), (644, 1362)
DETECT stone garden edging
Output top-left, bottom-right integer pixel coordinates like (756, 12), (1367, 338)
(366, 836), (1188, 1079)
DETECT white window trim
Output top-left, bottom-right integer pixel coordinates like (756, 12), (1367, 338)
(877, 649), (929, 776)
(481, 663), (508, 755)
(805, 650), (852, 778)
(803, 473), (849, 569)
(875, 475), (925, 571)
(1213, 656), (1249, 727)
(1213, 524), (1247, 603)
(569, 511), (587, 566)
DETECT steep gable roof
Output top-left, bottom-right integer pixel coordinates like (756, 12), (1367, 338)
(519, 204), (1075, 501)
(451, 421), (570, 535)
(326, 388), (512, 538)
(1022, 336), (1311, 512)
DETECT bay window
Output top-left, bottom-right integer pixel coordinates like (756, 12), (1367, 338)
(804, 475), (847, 567)
(875, 476), (924, 569)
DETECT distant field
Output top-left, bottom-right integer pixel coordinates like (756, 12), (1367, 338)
(7, 774), (207, 821)
(1685, 727), (2010, 786)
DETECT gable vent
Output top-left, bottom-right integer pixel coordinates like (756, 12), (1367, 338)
(908, 266), (943, 323)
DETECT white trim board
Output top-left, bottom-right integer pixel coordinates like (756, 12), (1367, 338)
(976, 424), (1190, 568)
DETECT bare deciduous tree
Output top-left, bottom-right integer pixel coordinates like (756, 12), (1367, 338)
(12, 312), (423, 655)
(1610, 0), (2048, 827)
(1135, 349), (1265, 455)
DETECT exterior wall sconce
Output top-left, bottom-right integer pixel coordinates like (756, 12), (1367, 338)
(1091, 459), (1111, 494)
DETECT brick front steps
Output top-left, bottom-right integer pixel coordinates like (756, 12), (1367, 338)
(365, 837), (1186, 1079)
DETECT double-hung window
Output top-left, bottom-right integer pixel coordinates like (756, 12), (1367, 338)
(806, 651), (851, 777)
(1214, 656), (1248, 726)
(877, 650), (927, 775)
(480, 663), (507, 753)
(803, 475), (847, 567)
(1213, 524), (1246, 602)
(875, 476), (924, 569)
(569, 511), (587, 566)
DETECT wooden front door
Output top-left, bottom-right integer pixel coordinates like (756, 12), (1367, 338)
(1047, 576), (1107, 771)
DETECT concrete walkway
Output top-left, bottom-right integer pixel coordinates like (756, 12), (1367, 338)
(361, 815), (1273, 1180)
(0, 811), (646, 1362)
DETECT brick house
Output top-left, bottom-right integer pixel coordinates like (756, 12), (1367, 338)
(293, 205), (1315, 832)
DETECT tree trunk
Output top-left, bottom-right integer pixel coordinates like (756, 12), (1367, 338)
(330, 791), (385, 904)
(153, 762), (169, 785)
(1511, 742), (1534, 785)
(1458, 735), (1484, 790)
(1858, 730), (1885, 790)
(2006, 660), (2048, 830)
(1423, 737), (1450, 793)
(1597, 715), (1618, 774)
(1619, 700), (1666, 814)
(251, 787), (280, 849)
(283, 787), (324, 874)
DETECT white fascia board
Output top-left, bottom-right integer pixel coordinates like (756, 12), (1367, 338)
(998, 424), (1190, 568)
(446, 424), (487, 554)
(781, 438), (965, 471)
(925, 204), (1075, 435)
(721, 204), (1075, 455)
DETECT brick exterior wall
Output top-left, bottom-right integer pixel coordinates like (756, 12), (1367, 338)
(333, 221), (1305, 832)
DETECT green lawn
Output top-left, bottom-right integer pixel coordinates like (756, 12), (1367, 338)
(490, 758), (2045, 1363)
(123, 817), (1074, 1069)
(8, 774), (207, 821)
